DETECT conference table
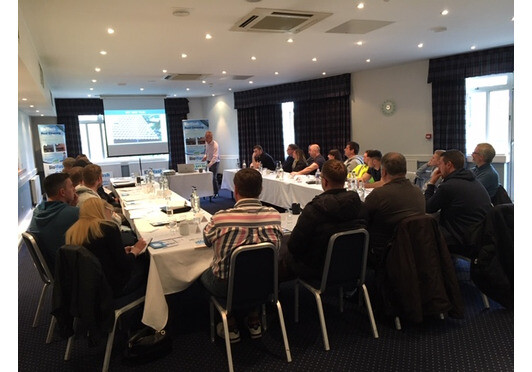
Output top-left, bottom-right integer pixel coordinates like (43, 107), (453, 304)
(167, 171), (214, 198)
(114, 183), (299, 332)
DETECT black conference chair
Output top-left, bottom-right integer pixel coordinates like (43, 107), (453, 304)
(209, 242), (292, 372)
(21, 231), (57, 344)
(294, 229), (379, 351)
(53, 245), (145, 372)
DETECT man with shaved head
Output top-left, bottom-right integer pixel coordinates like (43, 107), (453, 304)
(292, 144), (326, 176)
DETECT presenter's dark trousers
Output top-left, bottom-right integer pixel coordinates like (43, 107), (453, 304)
(209, 162), (219, 195)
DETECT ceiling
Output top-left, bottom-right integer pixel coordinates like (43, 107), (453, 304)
(18, 0), (514, 117)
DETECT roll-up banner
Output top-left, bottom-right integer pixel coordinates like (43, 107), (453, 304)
(182, 119), (209, 170)
(38, 124), (67, 176)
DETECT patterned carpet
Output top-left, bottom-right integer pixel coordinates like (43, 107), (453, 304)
(18, 189), (514, 371)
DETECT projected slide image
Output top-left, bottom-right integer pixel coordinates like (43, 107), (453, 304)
(109, 115), (161, 144)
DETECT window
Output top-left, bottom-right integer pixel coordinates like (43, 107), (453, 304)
(78, 115), (168, 163)
(465, 73), (513, 156)
(281, 102), (294, 153)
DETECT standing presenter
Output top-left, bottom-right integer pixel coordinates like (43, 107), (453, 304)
(202, 130), (220, 197)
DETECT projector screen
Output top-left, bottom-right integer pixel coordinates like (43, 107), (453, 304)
(102, 96), (169, 157)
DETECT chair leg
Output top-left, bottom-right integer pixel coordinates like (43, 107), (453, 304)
(45, 316), (56, 344)
(312, 292), (330, 351)
(64, 318), (78, 361)
(102, 317), (119, 372)
(361, 284), (379, 339)
(394, 317), (402, 331)
(261, 303), (268, 332)
(220, 312), (234, 372)
(294, 281), (300, 323)
(33, 283), (49, 327)
(481, 293), (490, 309)
(275, 300), (292, 363)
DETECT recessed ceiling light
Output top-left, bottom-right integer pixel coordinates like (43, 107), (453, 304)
(251, 56), (257, 61)
(357, 2), (364, 10)
(181, 53), (188, 58)
(89, 88), (94, 91)
(470, 45), (476, 50)
(162, 69), (167, 73)
(186, 88), (190, 91)
(92, 79), (97, 83)
(100, 50), (107, 55)
(418, 43), (424, 48)
(441, 9), (449, 16)
(212, 94), (215, 97)
(30, 105), (34, 108)
(228, 88), (232, 91)
(356, 41), (363, 46)
(40, 114), (44, 117)
(366, 59), (371, 63)
(22, 98), (27, 101)
(36, 110), (39, 113)
(322, 72), (326, 75)
(107, 28), (115, 34)
(287, 38), (294, 43)
(312, 57), (317, 62)
(202, 80), (206, 84)
(274, 71), (279, 75)
(222, 70), (227, 74)
(205, 34), (212, 39)
(140, 88), (144, 91)
(95, 67), (101, 72)
(249, 81), (254, 84)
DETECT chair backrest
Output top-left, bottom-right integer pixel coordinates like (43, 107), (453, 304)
(491, 185), (512, 206)
(320, 229), (369, 293)
(226, 242), (278, 314)
(22, 231), (54, 285)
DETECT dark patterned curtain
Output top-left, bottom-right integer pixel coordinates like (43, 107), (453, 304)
(55, 98), (104, 157)
(234, 73), (351, 161)
(428, 45), (513, 153)
(237, 104), (283, 166)
(293, 96), (351, 158)
(164, 98), (189, 169)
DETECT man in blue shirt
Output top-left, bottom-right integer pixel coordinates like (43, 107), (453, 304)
(471, 143), (499, 199)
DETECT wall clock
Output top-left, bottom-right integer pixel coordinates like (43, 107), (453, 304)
(381, 99), (396, 116)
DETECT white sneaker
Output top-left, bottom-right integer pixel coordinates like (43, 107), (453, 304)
(246, 320), (262, 339)
(216, 322), (241, 343)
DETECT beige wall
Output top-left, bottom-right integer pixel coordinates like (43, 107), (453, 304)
(351, 60), (434, 170)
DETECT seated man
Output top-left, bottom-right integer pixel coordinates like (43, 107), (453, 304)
(281, 159), (365, 280)
(28, 173), (79, 272)
(415, 149), (444, 189)
(471, 142), (499, 198)
(282, 143), (298, 173)
(364, 152), (425, 267)
(293, 144), (326, 176)
(250, 144), (276, 171)
(351, 150), (370, 179)
(200, 168), (283, 342)
(344, 141), (364, 173)
(361, 149), (384, 189)
(425, 149), (492, 257)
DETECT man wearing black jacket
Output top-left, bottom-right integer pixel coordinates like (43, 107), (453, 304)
(280, 159), (365, 280)
(424, 149), (491, 257)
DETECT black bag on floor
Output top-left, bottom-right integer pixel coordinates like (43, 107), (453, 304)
(124, 326), (172, 363)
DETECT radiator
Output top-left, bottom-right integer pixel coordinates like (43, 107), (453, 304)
(30, 175), (43, 206)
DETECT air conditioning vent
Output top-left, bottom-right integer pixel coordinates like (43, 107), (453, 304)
(162, 73), (210, 81)
(231, 8), (332, 34)
(232, 75), (254, 81)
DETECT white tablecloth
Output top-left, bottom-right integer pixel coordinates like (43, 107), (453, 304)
(115, 186), (212, 331)
(167, 171), (213, 198)
(222, 169), (323, 209)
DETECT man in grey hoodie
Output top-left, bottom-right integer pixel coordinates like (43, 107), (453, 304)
(28, 173), (79, 272)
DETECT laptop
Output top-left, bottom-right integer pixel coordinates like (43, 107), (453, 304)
(177, 163), (195, 173)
